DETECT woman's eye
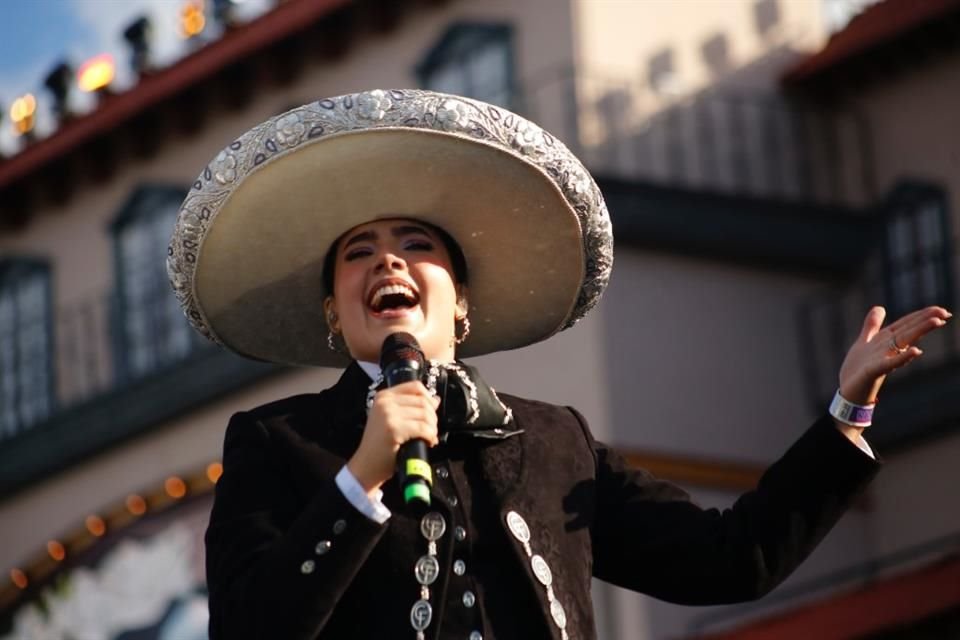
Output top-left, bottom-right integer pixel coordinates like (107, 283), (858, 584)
(404, 240), (434, 251)
(344, 247), (373, 261)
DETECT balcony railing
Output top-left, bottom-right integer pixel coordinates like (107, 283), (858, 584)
(0, 284), (278, 498)
(53, 285), (213, 410)
(513, 67), (875, 207)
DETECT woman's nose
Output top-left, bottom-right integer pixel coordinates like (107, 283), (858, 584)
(374, 252), (406, 272)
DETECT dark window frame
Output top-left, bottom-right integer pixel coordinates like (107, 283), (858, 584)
(109, 183), (195, 383)
(416, 22), (516, 109)
(880, 181), (954, 319)
(0, 257), (55, 439)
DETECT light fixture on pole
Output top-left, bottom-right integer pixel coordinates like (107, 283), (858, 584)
(212, 0), (239, 29)
(123, 16), (153, 76)
(44, 62), (73, 123)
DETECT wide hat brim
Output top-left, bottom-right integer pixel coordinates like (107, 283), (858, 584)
(168, 90), (612, 367)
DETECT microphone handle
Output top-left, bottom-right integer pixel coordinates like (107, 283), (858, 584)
(384, 364), (432, 508)
(398, 438), (431, 507)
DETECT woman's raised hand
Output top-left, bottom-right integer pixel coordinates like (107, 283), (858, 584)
(347, 381), (440, 495)
(839, 305), (951, 406)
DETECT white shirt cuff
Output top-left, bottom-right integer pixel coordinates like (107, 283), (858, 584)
(853, 434), (876, 459)
(335, 465), (391, 524)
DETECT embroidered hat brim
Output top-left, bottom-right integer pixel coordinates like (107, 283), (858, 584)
(169, 90), (612, 367)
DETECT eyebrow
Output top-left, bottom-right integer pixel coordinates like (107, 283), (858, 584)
(342, 224), (432, 249)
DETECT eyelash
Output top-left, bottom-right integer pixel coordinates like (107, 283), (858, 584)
(343, 240), (434, 261)
(404, 240), (433, 251)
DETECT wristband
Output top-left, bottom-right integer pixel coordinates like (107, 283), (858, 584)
(829, 389), (874, 427)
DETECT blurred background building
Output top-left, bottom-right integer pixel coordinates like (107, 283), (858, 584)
(0, 0), (958, 637)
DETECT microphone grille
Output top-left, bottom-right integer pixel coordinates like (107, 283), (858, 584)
(380, 332), (425, 369)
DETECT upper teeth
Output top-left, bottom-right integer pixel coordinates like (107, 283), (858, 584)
(371, 283), (416, 308)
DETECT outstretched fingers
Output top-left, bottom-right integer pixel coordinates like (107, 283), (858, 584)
(886, 310), (950, 350)
(858, 306), (886, 342)
(883, 306), (951, 339)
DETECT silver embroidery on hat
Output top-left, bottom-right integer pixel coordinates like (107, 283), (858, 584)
(170, 89), (613, 350)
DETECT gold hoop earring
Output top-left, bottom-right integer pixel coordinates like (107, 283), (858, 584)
(454, 316), (471, 345)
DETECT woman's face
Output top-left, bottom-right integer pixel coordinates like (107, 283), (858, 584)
(324, 219), (466, 364)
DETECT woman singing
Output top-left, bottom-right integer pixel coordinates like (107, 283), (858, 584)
(168, 89), (949, 640)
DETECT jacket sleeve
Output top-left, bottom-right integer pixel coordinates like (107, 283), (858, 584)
(205, 411), (388, 639)
(581, 412), (880, 605)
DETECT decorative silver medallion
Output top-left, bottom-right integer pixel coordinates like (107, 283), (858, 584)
(531, 555), (553, 586)
(550, 600), (567, 629)
(415, 555), (440, 586)
(420, 512), (447, 541)
(410, 599), (433, 631)
(506, 511), (531, 542)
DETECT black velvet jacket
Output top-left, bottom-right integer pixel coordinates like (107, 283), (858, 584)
(205, 363), (880, 639)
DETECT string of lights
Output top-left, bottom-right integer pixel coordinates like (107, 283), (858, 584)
(0, 460), (223, 611)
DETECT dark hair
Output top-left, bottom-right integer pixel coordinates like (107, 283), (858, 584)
(321, 220), (469, 297)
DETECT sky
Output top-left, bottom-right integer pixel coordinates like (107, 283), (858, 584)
(0, 0), (272, 153)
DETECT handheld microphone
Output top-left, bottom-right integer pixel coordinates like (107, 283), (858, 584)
(380, 332), (432, 509)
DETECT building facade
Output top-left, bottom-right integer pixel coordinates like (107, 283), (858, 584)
(0, 0), (957, 638)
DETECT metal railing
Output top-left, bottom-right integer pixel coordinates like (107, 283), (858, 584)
(513, 67), (875, 207)
(1, 286), (214, 441)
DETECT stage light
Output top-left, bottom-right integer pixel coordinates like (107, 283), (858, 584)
(78, 54), (116, 93)
(180, 2), (206, 38)
(10, 94), (36, 136)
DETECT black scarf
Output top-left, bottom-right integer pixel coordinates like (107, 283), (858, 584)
(367, 361), (522, 441)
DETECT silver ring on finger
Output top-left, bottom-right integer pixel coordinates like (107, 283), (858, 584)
(889, 335), (908, 354)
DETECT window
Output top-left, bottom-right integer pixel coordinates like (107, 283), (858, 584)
(417, 23), (515, 108)
(0, 260), (53, 438)
(881, 183), (953, 318)
(111, 185), (194, 380)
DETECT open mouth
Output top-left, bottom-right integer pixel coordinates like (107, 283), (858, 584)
(367, 280), (420, 316)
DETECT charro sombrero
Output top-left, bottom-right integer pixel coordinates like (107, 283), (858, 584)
(168, 89), (613, 367)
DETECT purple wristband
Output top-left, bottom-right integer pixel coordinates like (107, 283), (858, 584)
(829, 390), (874, 427)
